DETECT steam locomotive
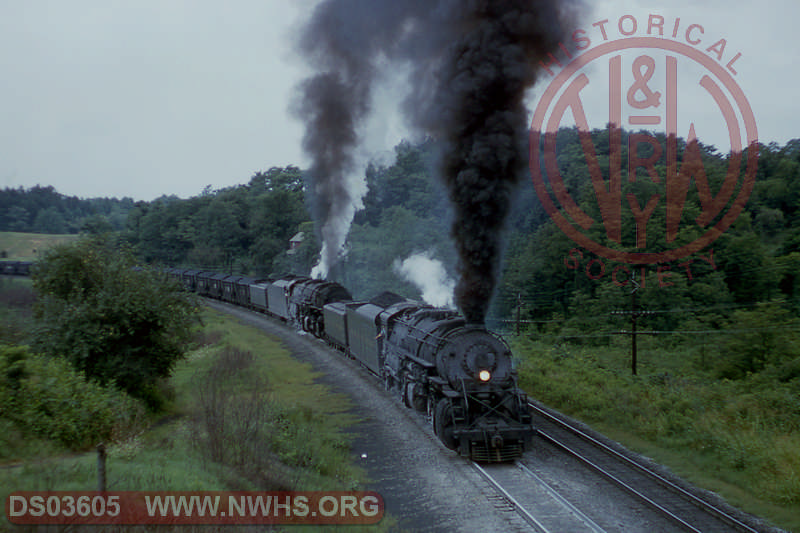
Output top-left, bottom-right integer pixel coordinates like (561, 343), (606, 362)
(175, 269), (534, 462)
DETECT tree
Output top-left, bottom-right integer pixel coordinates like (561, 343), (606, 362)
(248, 165), (304, 193)
(6, 205), (31, 232)
(80, 214), (114, 235)
(0, 186), (136, 234)
(31, 236), (200, 407)
(33, 206), (68, 234)
(718, 301), (800, 379)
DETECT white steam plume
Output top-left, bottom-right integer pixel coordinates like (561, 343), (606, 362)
(393, 252), (455, 308)
(310, 169), (366, 279)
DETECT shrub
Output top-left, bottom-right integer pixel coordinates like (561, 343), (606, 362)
(0, 345), (145, 450)
(719, 301), (799, 379)
(189, 345), (355, 489)
(31, 235), (200, 405)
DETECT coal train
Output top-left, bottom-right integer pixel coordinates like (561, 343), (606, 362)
(166, 268), (535, 462)
(1, 259), (534, 462)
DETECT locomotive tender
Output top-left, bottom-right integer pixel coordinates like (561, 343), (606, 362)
(167, 268), (535, 462)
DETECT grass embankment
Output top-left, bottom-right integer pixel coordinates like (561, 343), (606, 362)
(515, 335), (800, 532)
(0, 277), (34, 347)
(0, 232), (78, 260)
(1, 306), (388, 532)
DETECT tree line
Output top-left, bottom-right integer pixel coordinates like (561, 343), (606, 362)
(0, 185), (135, 234)
(6, 132), (800, 340)
(121, 143), (458, 303)
(123, 165), (310, 276)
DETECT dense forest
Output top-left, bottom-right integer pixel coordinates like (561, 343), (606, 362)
(6, 131), (800, 338)
(498, 129), (800, 379)
(123, 141), (460, 303)
(503, 129), (800, 314)
(119, 130), (800, 331)
(0, 185), (135, 234)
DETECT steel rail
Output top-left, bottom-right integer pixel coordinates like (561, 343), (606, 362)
(536, 427), (701, 532)
(472, 462), (552, 533)
(515, 462), (608, 533)
(529, 402), (761, 533)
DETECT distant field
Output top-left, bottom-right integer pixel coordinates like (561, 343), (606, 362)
(0, 231), (78, 260)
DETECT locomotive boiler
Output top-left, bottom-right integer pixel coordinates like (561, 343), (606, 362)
(381, 305), (534, 462)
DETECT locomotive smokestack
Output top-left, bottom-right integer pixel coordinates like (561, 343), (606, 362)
(293, 0), (578, 318)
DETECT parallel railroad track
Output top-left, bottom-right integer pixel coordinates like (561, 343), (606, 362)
(528, 401), (768, 533)
(209, 299), (774, 531)
(472, 461), (609, 533)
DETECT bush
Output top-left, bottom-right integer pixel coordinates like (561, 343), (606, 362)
(0, 345), (145, 450)
(189, 346), (291, 489)
(719, 301), (800, 379)
(31, 235), (200, 405)
(189, 345), (355, 489)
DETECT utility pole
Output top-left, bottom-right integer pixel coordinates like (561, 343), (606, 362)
(631, 281), (639, 376)
(611, 275), (649, 376)
(516, 293), (524, 336)
(97, 443), (107, 492)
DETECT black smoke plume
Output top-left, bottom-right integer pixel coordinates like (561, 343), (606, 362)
(294, 0), (577, 322)
(293, 1), (422, 278)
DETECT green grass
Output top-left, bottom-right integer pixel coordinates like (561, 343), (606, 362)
(171, 310), (363, 489)
(171, 310), (356, 419)
(0, 231), (78, 260)
(514, 335), (800, 532)
(0, 277), (35, 345)
(1, 308), (391, 532)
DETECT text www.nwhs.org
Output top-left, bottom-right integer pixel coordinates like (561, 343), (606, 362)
(145, 494), (382, 520)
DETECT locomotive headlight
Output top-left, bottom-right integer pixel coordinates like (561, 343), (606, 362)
(478, 370), (491, 382)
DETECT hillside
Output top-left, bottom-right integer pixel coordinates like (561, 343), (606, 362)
(0, 232), (78, 260)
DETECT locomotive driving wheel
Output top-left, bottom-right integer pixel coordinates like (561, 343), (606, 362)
(434, 399), (458, 450)
(404, 380), (426, 412)
(384, 373), (396, 392)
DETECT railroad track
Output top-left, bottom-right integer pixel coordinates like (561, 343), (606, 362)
(473, 403), (773, 532)
(473, 461), (609, 533)
(210, 299), (773, 531)
(527, 401), (768, 533)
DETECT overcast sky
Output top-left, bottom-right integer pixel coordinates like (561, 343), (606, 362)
(0, 0), (796, 200)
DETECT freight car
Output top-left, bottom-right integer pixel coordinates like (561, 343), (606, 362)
(0, 261), (33, 276)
